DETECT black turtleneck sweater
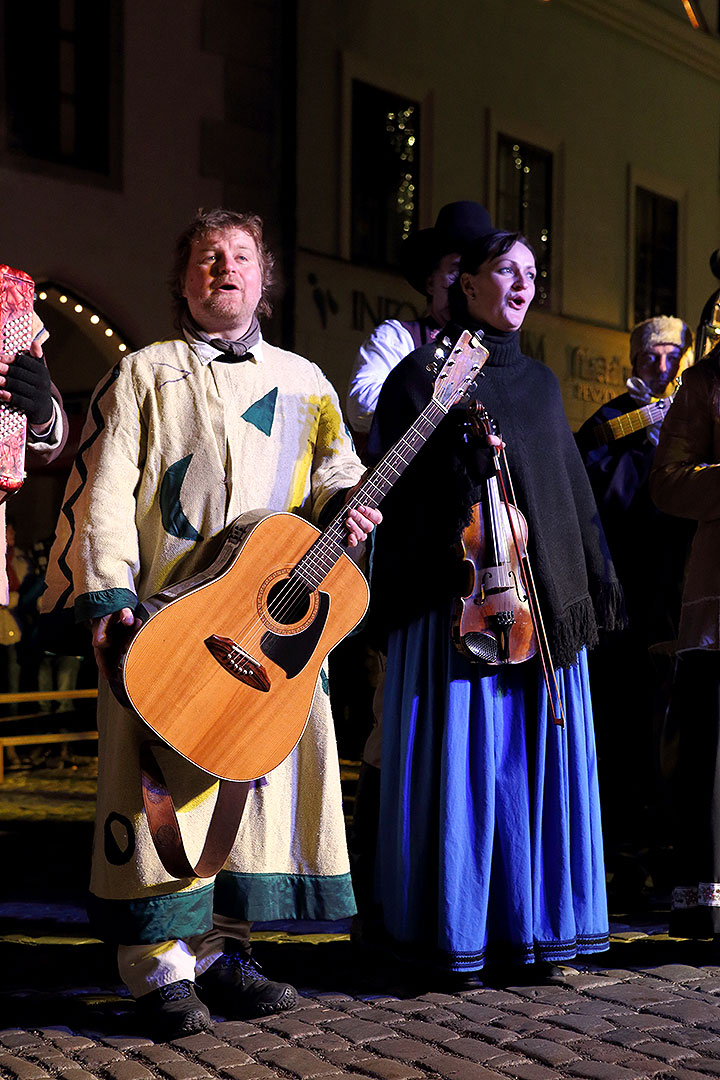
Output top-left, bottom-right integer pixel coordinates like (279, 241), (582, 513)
(366, 323), (623, 669)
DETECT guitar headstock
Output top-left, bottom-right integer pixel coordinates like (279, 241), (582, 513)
(429, 329), (489, 411)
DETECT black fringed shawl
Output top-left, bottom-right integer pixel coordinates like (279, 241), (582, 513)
(366, 324), (624, 669)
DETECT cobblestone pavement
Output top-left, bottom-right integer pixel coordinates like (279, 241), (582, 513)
(6, 937), (720, 1080)
(5, 762), (720, 1079)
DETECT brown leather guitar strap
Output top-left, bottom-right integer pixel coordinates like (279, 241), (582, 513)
(140, 740), (251, 879)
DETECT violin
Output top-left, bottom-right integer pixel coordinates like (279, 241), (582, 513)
(452, 401), (565, 725)
(452, 404), (536, 665)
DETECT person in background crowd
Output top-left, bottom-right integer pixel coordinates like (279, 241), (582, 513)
(575, 317), (695, 893)
(0, 315), (68, 767)
(42, 208), (380, 1042)
(651, 338), (720, 942)
(0, 314), (68, 605)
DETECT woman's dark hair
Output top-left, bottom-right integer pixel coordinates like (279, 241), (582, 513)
(459, 230), (534, 275)
(169, 208), (276, 330)
(448, 230), (535, 323)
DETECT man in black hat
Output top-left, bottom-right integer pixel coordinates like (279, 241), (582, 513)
(342, 201), (491, 940)
(346, 200), (492, 448)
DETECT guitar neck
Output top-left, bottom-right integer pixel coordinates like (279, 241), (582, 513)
(593, 396), (672, 446)
(295, 397), (448, 587)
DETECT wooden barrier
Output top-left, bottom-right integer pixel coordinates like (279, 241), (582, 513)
(0, 688), (99, 783)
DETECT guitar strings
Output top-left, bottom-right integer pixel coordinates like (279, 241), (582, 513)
(228, 418), (436, 657)
(224, 339), (481, 663)
(227, 406), (447, 660)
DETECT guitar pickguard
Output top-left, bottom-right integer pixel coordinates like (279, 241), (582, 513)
(260, 589), (330, 678)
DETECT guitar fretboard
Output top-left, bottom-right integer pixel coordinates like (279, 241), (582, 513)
(592, 397), (672, 447)
(295, 398), (448, 590)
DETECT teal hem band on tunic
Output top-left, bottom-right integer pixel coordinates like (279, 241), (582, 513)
(86, 883), (214, 945)
(75, 587), (138, 621)
(213, 871), (357, 922)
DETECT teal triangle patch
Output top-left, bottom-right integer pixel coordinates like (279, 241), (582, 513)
(242, 387), (277, 436)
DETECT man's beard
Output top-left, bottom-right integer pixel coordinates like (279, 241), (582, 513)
(200, 290), (254, 331)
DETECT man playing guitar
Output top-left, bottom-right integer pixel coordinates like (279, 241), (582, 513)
(42, 210), (380, 1041)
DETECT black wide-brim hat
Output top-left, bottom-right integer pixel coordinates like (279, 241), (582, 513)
(400, 200), (494, 294)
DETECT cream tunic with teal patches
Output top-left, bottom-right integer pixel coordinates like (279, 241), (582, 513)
(43, 338), (365, 944)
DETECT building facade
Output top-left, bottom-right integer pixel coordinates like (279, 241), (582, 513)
(293, 0), (720, 428)
(2, 0), (720, 538)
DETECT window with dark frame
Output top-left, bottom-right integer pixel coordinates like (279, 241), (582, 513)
(350, 79), (420, 269)
(2, 0), (121, 179)
(633, 186), (678, 324)
(495, 134), (553, 311)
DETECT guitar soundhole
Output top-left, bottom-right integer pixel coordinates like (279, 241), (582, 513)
(266, 579), (312, 626)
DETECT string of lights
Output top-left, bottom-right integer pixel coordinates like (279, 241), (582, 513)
(34, 281), (133, 356)
(386, 104), (417, 243)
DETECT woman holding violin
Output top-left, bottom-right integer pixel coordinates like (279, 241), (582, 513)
(367, 229), (622, 983)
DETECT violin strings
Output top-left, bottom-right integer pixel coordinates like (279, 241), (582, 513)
(496, 445), (565, 725)
(486, 449), (512, 583)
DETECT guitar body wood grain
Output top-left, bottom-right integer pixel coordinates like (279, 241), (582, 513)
(123, 512), (369, 781)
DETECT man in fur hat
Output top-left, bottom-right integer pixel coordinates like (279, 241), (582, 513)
(576, 315), (695, 887)
(576, 315), (694, 606)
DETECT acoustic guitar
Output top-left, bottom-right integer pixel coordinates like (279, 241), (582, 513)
(122, 329), (488, 781)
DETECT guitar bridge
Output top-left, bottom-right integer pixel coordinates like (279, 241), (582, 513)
(205, 634), (271, 692)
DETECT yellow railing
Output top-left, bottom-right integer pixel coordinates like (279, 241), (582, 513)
(0, 689), (99, 783)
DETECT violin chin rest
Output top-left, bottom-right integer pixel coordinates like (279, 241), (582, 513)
(463, 631), (499, 663)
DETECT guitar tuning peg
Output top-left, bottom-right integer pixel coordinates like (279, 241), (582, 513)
(433, 346), (445, 360)
(426, 362), (439, 375)
(441, 335), (453, 348)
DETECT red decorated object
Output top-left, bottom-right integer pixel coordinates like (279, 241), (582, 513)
(0, 264), (34, 493)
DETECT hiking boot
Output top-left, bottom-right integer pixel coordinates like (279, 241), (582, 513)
(135, 979), (213, 1040)
(196, 950), (297, 1018)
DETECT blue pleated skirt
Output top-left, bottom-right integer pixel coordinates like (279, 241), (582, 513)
(378, 608), (609, 972)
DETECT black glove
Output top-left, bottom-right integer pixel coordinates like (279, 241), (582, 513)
(3, 349), (53, 427)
